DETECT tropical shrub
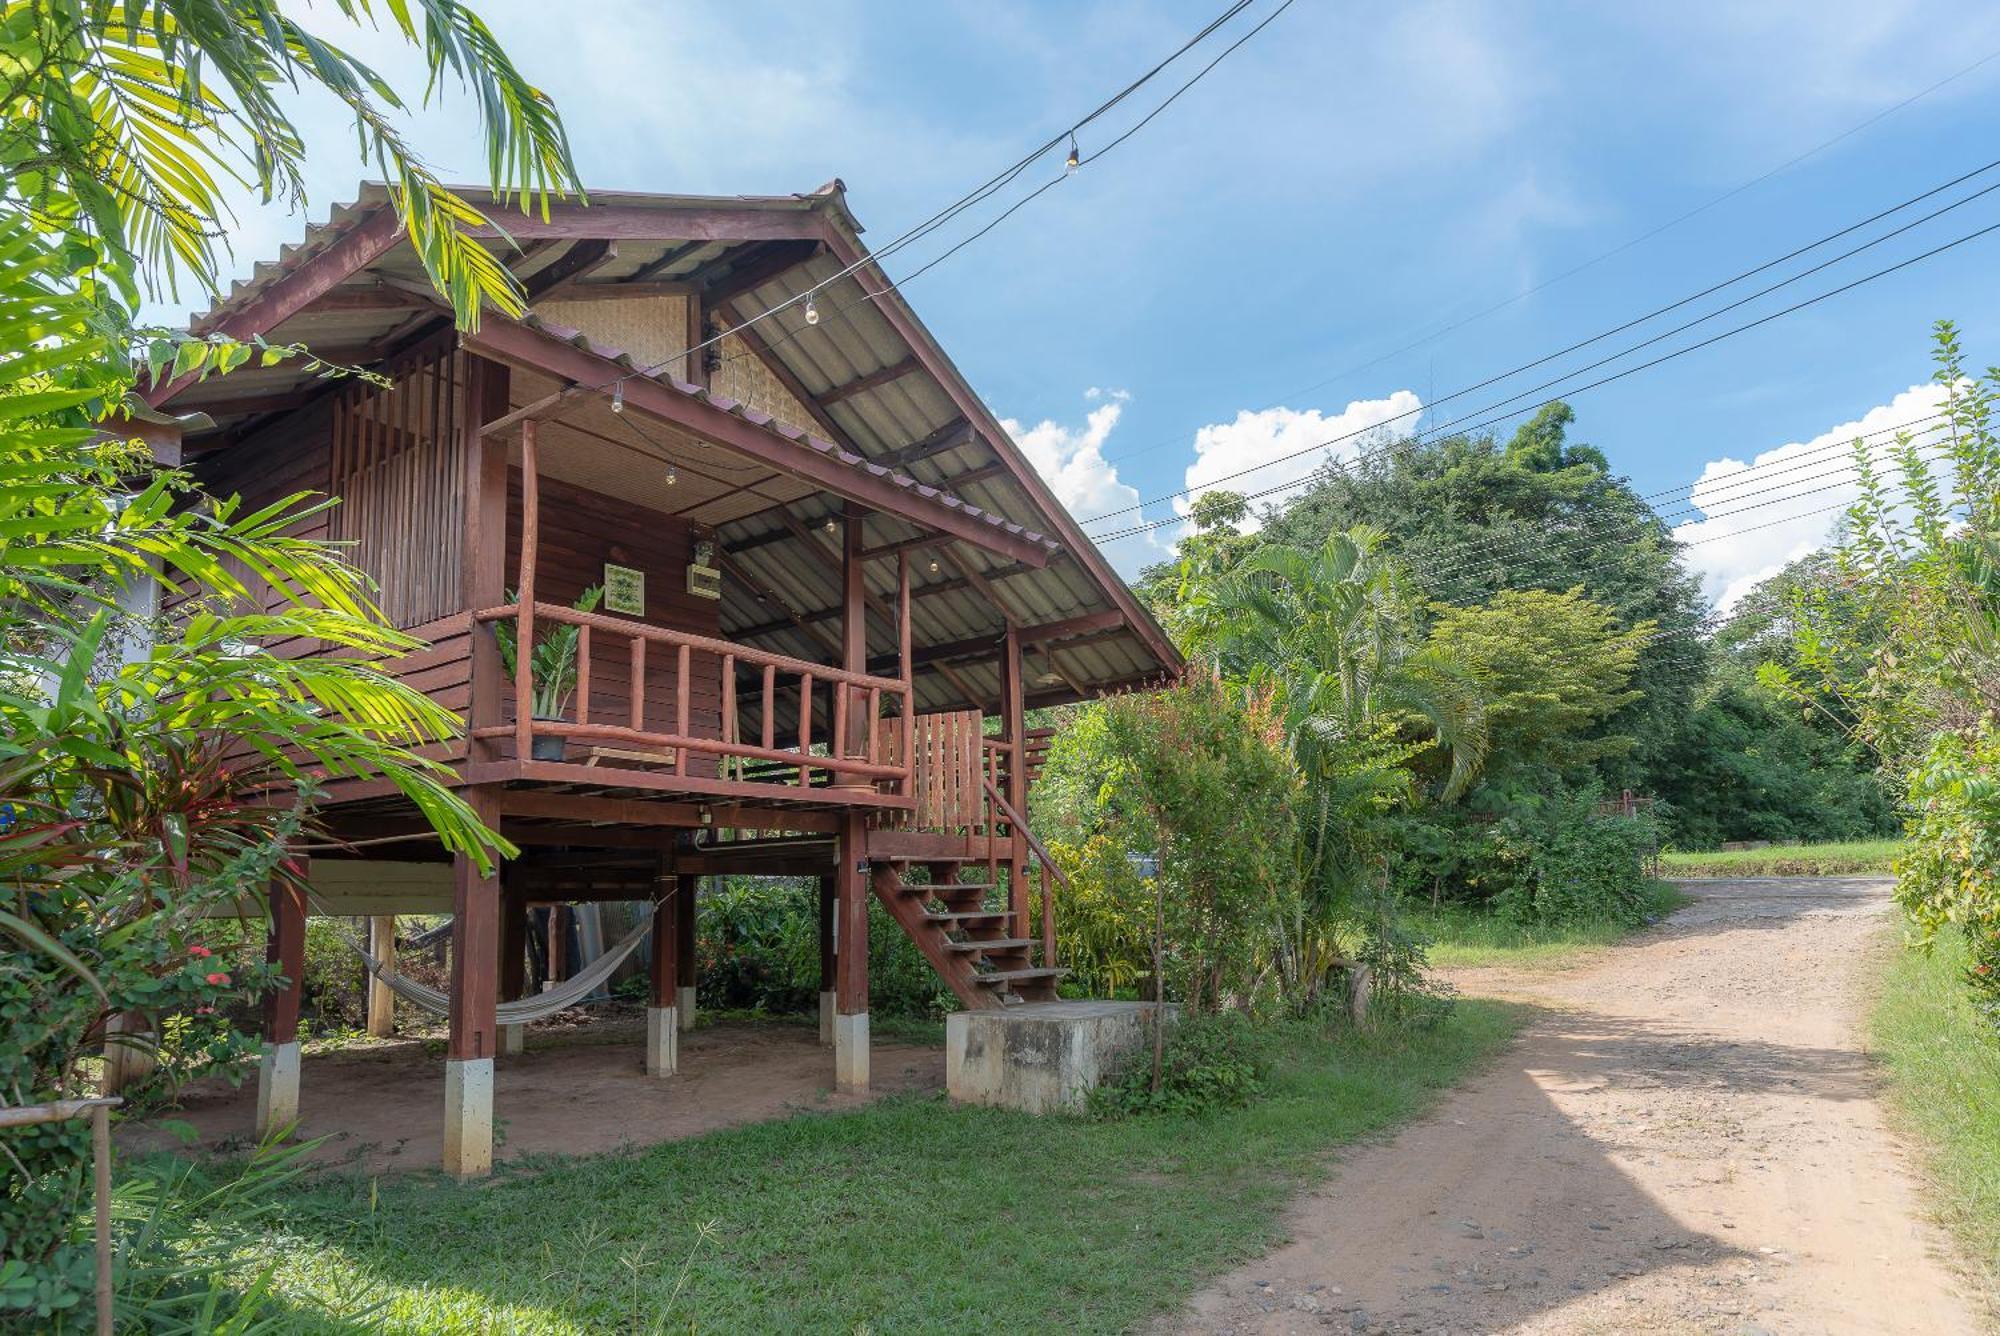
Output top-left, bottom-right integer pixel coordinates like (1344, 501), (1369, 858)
(1086, 1011), (1268, 1119)
(1488, 786), (1660, 928)
(695, 878), (952, 1020)
(1899, 722), (2000, 1025)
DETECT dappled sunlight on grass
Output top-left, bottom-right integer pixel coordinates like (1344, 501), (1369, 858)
(1662, 839), (1902, 878)
(198, 1005), (1519, 1333)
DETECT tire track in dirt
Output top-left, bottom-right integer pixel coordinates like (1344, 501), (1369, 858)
(1172, 877), (1984, 1334)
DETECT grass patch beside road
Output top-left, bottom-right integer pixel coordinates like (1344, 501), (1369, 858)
(1872, 929), (2000, 1296)
(1661, 838), (1902, 878)
(186, 1005), (1518, 1334)
(1414, 881), (1690, 969)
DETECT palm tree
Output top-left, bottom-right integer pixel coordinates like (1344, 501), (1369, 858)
(1184, 525), (1487, 797)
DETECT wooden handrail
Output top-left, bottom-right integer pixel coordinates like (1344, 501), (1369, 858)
(476, 602), (906, 694)
(981, 776), (1072, 895)
(472, 721), (906, 779)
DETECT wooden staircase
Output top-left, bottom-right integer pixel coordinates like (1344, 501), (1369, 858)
(871, 706), (1075, 1010)
(870, 857), (1065, 1009)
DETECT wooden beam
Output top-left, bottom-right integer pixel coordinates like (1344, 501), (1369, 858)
(194, 389), (329, 419)
(813, 216), (1180, 669)
(551, 279), (697, 301)
(460, 318), (1055, 567)
(866, 611), (1129, 674)
(467, 204), (828, 244)
(524, 239), (618, 300)
(699, 240), (823, 307)
(160, 206), (404, 404)
(462, 355), (510, 762)
(716, 551), (843, 661)
(447, 789), (502, 1062)
(818, 357), (920, 407)
(623, 240), (709, 284)
(478, 385), (581, 438)
(301, 283), (430, 314)
(877, 418), (973, 468)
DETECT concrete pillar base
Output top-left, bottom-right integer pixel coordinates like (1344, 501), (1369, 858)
(443, 1057), (494, 1179)
(645, 1006), (679, 1076)
(834, 1012), (869, 1093)
(498, 1023), (525, 1056)
(818, 990), (836, 1046)
(254, 1040), (301, 1138)
(947, 1001), (1169, 1114)
(677, 984), (695, 1032)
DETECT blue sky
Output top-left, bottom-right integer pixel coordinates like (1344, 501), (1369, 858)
(159, 0), (2000, 604)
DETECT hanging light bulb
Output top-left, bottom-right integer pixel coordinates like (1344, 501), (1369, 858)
(928, 557), (941, 575)
(664, 463), (678, 486)
(803, 296), (820, 326)
(824, 515), (838, 533)
(1065, 133), (1081, 174)
(610, 381), (624, 414)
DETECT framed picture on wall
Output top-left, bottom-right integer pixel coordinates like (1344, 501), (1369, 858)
(603, 562), (645, 616)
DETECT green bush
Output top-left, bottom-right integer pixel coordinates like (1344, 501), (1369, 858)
(1087, 1011), (1268, 1118)
(1490, 786), (1659, 928)
(1899, 723), (2000, 1028)
(695, 878), (952, 1021)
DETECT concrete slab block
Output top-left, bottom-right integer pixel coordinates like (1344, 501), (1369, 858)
(947, 1001), (1170, 1115)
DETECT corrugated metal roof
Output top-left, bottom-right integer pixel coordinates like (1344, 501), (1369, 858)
(162, 181), (1181, 709)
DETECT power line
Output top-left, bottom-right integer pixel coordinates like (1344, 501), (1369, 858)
(1093, 42), (2000, 471)
(1080, 165), (2000, 530)
(600, 0), (1283, 395)
(1086, 212), (2000, 543)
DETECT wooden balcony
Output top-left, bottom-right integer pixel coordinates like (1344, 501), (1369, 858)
(464, 600), (918, 813)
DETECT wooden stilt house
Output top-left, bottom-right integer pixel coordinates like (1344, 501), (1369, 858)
(145, 181), (1180, 1176)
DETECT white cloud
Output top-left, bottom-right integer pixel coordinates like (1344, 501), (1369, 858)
(1000, 391), (1170, 574)
(1674, 382), (1953, 610)
(1175, 392), (1424, 534)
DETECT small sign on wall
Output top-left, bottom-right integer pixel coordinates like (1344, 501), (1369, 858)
(602, 562), (645, 615)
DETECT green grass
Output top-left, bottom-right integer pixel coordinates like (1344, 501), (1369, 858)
(1660, 838), (1903, 878)
(189, 1006), (1519, 1333)
(1871, 929), (2000, 1295)
(1411, 881), (1691, 969)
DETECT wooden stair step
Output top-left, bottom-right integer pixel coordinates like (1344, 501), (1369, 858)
(972, 968), (1068, 986)
(924, 909), (1013, 924)
(943, 937), (1035, 954)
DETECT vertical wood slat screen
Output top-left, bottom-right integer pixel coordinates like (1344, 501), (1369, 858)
(328, 345), (464, 628)
(886, 709), (984, 831)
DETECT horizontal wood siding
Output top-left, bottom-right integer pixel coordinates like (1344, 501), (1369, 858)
(506, 471), (724, 773)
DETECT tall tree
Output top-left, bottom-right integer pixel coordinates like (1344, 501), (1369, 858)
(1259, 403), (1705, 791)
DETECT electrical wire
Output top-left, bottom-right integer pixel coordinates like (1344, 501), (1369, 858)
(1084, 213), (2000, 542)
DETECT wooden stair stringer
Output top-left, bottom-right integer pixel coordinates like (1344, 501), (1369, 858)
(867, 861), (1006, 1011)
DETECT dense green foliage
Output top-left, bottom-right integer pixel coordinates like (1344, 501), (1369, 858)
(1777, 322), (2000, 1023)
(695, 878), (952, 1021)
(0, 0), (574, 1325)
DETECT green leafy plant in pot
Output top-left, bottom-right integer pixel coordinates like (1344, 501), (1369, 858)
(494, 585), (604, 760)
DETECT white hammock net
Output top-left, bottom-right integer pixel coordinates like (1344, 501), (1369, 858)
(326, 912), (655, 1026)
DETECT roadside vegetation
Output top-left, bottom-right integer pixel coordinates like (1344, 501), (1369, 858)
(1412, 881), (1689, 969)
(1661, 839), (1904, 878)
(1872, 932), (2000, 1294)
(205, 1005), (1518, 1333)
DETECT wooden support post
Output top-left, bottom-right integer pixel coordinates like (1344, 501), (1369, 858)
(546, 905), (569, 985)
(818, 874), (836, 1046)
(833, 813), (870, 1092)
(898, 553), (914, 796)
(445, 791), (501, 1178)
(256, 864), (308, 1139)
(676, 874), (698, 1031)
(463, 354), (510, 761)
(498, 874), (527, 1056)
(512, 420), (541, 763)
(837, 505), (870, 786)
(999, 623), (1029, 940)
(366, 915), (396, 1038)
(647, 862), (680, 1076)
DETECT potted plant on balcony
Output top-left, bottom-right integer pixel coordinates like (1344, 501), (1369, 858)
(494, 585), (603, 761)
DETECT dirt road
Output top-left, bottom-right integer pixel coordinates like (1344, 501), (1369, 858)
(1177, 877), (1986, 1334)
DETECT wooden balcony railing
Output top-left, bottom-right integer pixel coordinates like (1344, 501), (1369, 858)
(471, 601), (915, 796)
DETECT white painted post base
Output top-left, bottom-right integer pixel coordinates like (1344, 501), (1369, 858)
(645, 1006), (679, 1076)
(818, 990), (836, 1046)
(443, 1057), (494, 1178)
(677, 984), (695, 1031)
(498, 1023), (525, 1056)
(834, 1012), (870, 1093)
(254, 1040), (300, 1139)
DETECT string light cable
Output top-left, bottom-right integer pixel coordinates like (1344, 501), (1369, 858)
(595, 0), (1281, 398)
